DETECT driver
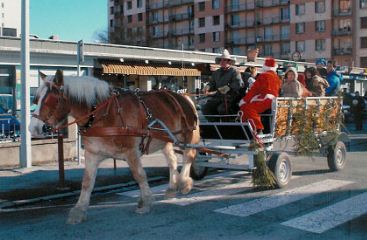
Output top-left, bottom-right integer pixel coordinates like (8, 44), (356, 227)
(202, 49), (243, 121)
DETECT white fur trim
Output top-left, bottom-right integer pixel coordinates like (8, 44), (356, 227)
(262, 65), (277, 72)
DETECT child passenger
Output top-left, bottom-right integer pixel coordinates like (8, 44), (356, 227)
(281, 67), (311, 97)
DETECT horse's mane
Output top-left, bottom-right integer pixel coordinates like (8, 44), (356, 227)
(63, 76), (110, 106)
(37, 76), (110, 107)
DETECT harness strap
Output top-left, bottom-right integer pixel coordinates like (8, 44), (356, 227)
(80, 127), (173, 143)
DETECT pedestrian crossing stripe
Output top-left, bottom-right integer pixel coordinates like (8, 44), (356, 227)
(160, 180), (254, 206)
(117, 171), (248, 198)
(281, 191), (367, 233)
(214, 179), (354, 217)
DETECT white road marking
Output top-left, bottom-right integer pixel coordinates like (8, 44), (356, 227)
(214, 179), (353, 217)
(281, 192), (367, 233)
(160, 180), (253, 206)
(117, 171), (246, 198)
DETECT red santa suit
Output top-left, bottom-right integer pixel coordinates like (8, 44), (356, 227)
(239, 58), (282, 131)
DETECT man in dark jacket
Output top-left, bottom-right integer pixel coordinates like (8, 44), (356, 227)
(202, 49), (243, 121)
(352, 91), (365, 130)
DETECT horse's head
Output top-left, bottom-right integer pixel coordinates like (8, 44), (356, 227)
(29, 70), (71, 137)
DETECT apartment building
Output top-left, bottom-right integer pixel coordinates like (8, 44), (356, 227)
(109, 0), (367, 67)
(0, 0), (21, 37)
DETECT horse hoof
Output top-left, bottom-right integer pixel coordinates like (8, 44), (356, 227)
(135, 206), (151, 214)
(67, 207), (87, 224)
(165, 188), (177, 199)
(180, 178), (193, 195)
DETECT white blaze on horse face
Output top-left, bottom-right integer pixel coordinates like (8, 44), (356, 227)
(28, 85), (48, 137)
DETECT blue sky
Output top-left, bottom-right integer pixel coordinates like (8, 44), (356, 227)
(30, 0), (107, 43)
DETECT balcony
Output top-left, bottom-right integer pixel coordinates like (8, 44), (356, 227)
(171, 28), (194, 36)
(228, 36), (257, 45)
(264, 34), (281, 41)
(333, 8), (352, 17)
(280, 33), (290, 40)
(148, 1), (169, 10)
(333, 47), (352, 56)
(169, 12), (193, 21)
(152, 31), (169, 39)
(168, 0), (194, 7)
(279, 0), (290, 5)
(332, 27), (352, 36)
(261, 16), (281, 25)
(228, 21), (255, 29)
(256, 0), (282, 8)
(227, 2), (255, 12)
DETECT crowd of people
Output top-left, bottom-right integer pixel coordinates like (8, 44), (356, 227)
(202, 49), (345, 133)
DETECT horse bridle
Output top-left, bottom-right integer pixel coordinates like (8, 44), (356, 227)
(32, 82), (67, 125)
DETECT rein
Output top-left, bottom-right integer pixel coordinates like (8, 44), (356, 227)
(52, 95), (115, 132)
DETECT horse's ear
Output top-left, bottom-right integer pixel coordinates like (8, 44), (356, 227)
(39, 71), (47, 81)
(54, 69), (64, 86)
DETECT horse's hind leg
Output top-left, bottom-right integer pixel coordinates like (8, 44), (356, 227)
(162, 143), (179, 198)
(125, 149), (153, 214)
(179, 148), (196, 194)
(67, 152), (102, 224)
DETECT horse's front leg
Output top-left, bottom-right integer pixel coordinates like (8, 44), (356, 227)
(162, 143), (179, 198)
(67, 151), (102, 224)
(126, 149), (154, 214)
(179, 148), (196, 194)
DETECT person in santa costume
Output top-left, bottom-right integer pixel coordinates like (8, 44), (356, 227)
(238, 57), (282, 133)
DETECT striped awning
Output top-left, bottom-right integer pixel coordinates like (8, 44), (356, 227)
(101, 62), (201, 76)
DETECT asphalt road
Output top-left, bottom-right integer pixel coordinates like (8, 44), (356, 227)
(0, 139), (366, 240)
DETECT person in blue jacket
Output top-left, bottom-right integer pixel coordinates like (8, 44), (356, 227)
(325, 60), (342, 96)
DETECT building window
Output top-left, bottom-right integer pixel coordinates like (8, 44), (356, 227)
(138, 13), (143, 21)
(212, 0), (220, 9)
(281, 7), (290, 21)
(127, 15), (132, 23)
(213, 32), (220, 42)
(295, 3), (305, 15)
(296, 41), (305, 52)
(361, 0), (367, 8)
(361, 37), (367, 48)
(110, 19), (114, 28)
(199, 17), (205, 27)
(199, 33), (206, 43)
(281, 25), (289, 39)
(137, 0), (142, 8)
(110, 6), (114, 14)
(281, 42), (290, 55)
(127, 1), (132, 10)
(315, 39), (325, 51)
(361, 17), (367, 28)
(340, 0), (351, 12)
(213, 15), (220, 25)
(315, 20), (326, 32)
(315, 0), (325, 13)
(360, 57), (367, 67)
(296, 22), (305, 33)
(231, 14), (240, 26)
(2, 27), (16, 37)
(198, 2), (205, 11)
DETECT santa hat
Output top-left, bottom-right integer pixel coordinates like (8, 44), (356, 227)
(262, 57), (278, 72)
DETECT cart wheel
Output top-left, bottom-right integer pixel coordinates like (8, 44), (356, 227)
(190, 153), (208, 180)
(327, 141), (347, 171)
(268, 153), (292, 188)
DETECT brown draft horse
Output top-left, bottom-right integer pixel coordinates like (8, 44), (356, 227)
(29, 70), (200, 224)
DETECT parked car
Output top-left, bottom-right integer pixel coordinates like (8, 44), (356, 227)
(0, 105), (20, 137)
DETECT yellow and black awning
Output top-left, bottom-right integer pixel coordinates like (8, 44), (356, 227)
(100, 62), (201, 77)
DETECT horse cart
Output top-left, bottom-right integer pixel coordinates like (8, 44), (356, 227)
(189, 96), (349, 188)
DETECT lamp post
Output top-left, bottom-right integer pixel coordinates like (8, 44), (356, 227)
(20, 0), (31, 168)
